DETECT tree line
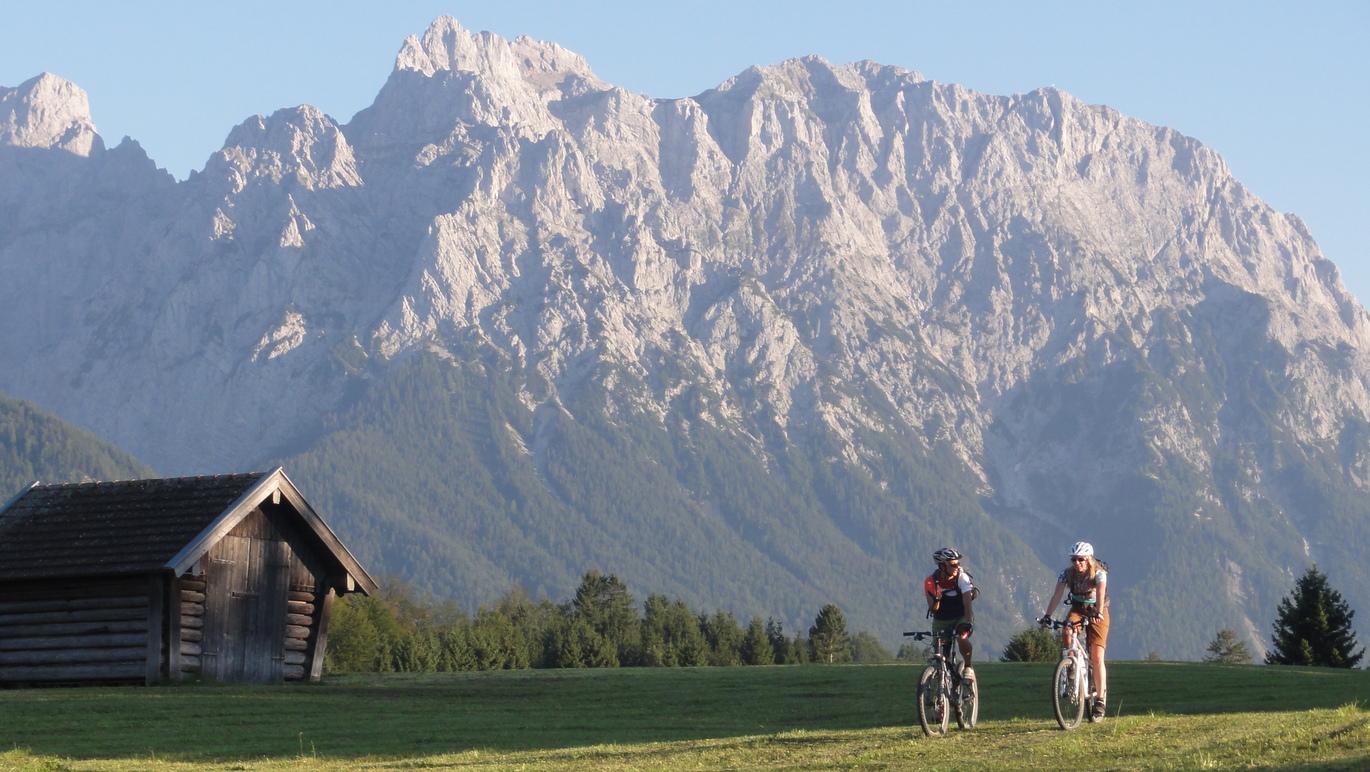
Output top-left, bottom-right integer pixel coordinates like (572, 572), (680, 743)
(325, 570), (896, 673)
(999, 565), (1363, 667)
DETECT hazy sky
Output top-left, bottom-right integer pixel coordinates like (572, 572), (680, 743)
(3, 1), (1366, 304)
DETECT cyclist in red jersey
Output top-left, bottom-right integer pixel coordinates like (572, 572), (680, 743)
(924, 546), (977, 681)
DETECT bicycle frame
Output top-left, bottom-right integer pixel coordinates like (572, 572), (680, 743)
(904, 629), (976, 736)
(907, 630), (961, 682)
(1042, 616), (1096, 729)
(1063, 622), (1091, 701)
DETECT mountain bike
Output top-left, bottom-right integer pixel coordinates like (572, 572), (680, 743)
(903, 628), (978, 736)
(1040, 616), (1098, 730)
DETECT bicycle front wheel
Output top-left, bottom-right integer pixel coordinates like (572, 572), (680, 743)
(1052, 657), (1085, 730)
(917, 665), (950, 737)
(956, 674), (979, 730)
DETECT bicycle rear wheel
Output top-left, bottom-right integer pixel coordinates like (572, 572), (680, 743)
(1052, 657), (1085, 730)
(955, 674), (978, 730)
(917, 665), (950, 737)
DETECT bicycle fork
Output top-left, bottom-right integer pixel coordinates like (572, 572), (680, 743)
(1064, 649), (1089, 702)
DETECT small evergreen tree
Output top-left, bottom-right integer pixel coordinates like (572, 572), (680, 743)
(469, 608), (528, 670)
(437, 625), (475, 671)
(740, 618), (775, 665)
(1000, 626), (1058, 662)
(1203, 629), (1253, 665)
(640, 594), (706, 666)
(765, 617), (790, 664)
(701, 610), (744, 666)
(572, 571), (640, 666)
(809, 604), (852, 664)
(849, 631), (893, 663)
(895, 642), (926, 662)
(389, 631), (439, 672)
(546, 614), (616, 668)
(1266, 565), (1364, 668)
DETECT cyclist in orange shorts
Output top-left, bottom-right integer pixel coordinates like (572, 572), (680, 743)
(1041, 541), (1109, 721)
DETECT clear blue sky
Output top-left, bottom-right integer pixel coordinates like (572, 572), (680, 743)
(3, 1), (1367, 305)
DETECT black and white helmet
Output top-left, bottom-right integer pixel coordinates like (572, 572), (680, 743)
(933, 547), (962, 564)
(1069, 541), (1094, 558)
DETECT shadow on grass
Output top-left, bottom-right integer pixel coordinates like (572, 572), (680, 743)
(2, 663), (1366, 762)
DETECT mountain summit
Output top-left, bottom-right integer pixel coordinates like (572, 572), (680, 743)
(0, 73), (103, 156)
(1, 18), (1367, 656)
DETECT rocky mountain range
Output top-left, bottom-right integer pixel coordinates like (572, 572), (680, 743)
(2, 17), (1367, 656)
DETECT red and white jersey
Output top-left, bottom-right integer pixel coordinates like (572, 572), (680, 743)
(923, 570), (975, 620)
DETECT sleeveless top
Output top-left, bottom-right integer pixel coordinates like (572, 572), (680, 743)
(1059, 565), (1108, 609)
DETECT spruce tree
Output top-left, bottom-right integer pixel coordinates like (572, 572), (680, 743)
(895, 642), (925, 662)
(765, 617), (790, 664)
(808, 604), (852, 664)
(850, 631), (893, 663)
(701, 610), (743, 666)
(1203, 629), (1253, 665)
(572, 571), (640, 665)
(1266, 565), (1364, 668)
(1000, 626), (1058, 662)
(741, 618), (776, 665)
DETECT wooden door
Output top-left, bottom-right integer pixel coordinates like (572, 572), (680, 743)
(201, 531), (290, 682)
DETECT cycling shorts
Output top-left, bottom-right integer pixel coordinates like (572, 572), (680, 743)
(1066, 607), (1109, 649)
(931, 616), (970, 639)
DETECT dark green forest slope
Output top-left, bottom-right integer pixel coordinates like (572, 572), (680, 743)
(0, 391), (153, 497)
(279, 337), (1369, 660)
(281, 351), (1053, 655)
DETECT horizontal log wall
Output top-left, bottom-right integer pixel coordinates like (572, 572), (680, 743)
(284, 582), (320, 681)
(0, 578), (149, 685)
(178, 577), (206, 676)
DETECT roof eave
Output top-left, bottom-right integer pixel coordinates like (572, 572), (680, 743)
(0, 481), (39, 519)
(163, 469), (281, 576)
(275, 469), (378, 595)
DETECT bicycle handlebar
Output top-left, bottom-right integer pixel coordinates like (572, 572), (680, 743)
(1038, 616), (1091, 630)
(902, 630), (953, 640)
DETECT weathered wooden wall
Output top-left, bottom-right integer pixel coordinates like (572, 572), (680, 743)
(181, 506), (331, 683)
(0, 576), (152, 685)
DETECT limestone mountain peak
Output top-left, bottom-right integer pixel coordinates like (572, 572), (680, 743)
(215, 105), (360, 190)
(0, 72), (103, 156)
(394, 16), (600, 91)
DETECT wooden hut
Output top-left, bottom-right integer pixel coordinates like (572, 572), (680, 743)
(0, 467), (376, 686)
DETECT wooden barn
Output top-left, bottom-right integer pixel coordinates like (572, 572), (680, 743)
(0, 468), (376, 686)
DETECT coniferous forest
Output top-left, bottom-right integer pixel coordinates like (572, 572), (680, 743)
(0, 392), (153, 494)
(324, 571), (897, 672)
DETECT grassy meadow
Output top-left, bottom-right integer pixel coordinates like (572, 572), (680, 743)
(1, 662), (1368, 769)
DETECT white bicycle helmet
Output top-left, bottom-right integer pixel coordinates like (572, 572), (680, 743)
(1069, 541), (1094, 558)
(933, 546), (962, 563)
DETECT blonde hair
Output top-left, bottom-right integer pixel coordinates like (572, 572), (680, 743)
(1067, 556), (1100, 584)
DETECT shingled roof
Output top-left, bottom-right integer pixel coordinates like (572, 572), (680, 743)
(0, 469), (376, 592)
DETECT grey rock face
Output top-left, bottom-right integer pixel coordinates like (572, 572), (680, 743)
(2, 17), (1367, 655)
(0, 73), (103, 156)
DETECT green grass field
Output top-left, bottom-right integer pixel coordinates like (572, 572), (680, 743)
(1, 663), (1367, 769)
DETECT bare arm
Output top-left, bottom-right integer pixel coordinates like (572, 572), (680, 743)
(963, 590), (974, 623)
(1043, 581), (1066, 618)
